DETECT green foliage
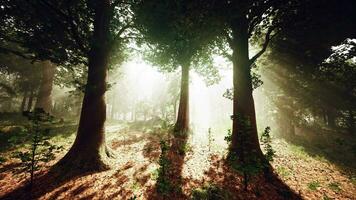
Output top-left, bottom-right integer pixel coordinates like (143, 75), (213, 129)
(260, 126), (276, 162)
(12, 108), (63, 187)
(191, 184), (232, 200)
(178, 142), (191, 155)
(134, 0), (220, 85)
(156, 140), (173, 195)
(307, 181), (321, 191)
(222, 89), (233, 101)
(223, 129), (232, 143)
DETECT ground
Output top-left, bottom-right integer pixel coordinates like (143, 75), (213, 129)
(0, 120), (355, 200)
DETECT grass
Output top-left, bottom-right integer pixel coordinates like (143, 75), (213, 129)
(328, 182), (341, 192)
(276, 166), (292, 178)
(289, 144), (310, 159)
(307, 181), (321, 191)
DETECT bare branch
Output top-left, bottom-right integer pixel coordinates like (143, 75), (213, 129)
(249, 26), (277, 66)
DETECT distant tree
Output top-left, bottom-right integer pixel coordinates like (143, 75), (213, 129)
(0, 53), (42, 112)
(321, 39), (356, 134)
(134, 0), (220, 133)
(35, 61), (56, 114)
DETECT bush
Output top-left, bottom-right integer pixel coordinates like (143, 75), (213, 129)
(156, 140), (173, 195)
(260, 126), (275, 162)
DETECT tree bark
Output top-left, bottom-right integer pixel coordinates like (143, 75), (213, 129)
(174, 64), (190, 133)
(20, 91), (28, 112)
(326, 108), (336, 128)
(27, 89), (34, 111)
(56, 0), (113, 172)
(229, 20), (264, 164)
(35, 61), (55, 113)
(348, 109), (355, 135)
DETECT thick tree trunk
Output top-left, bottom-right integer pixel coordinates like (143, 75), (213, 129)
(20, 91), (28, 112)
(35, 61), (55, 113)
(56, 0), (113, 172)
(229, 21), (264, 164)
(174, 65), (190, 133)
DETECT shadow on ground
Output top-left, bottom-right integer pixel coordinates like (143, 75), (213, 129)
(199, 155), (302, 200)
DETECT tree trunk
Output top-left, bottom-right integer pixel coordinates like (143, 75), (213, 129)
(56, 0), (113, 172)
(35, 61), (55, 113)
(326, 108), (336, 128)
(348, 109), (355, 135)
(27, 89), (34, 111)
(174, 64), (190, 133)
(20, 91), (28, 112)
(111, 93), (116, 120)
(229, 20), (264, 164)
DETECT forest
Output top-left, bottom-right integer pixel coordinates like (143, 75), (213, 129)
(0, 0), (355, 199)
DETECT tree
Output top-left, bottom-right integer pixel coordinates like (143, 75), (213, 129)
(134, 0), (219, 133)
(0, 53), (42, 112)
(265, 0), (356, 137)
(195, 0), (300, 167)
(35, 61), (56, 114)
(1, 0), (135, 171)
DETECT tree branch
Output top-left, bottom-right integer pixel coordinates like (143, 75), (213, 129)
(223, 30), (234, 48)
(249, 26), (277, 66)
(0, 46), (35, 60)
(113, 23), (135, 43)
(66, 6), (89, 55)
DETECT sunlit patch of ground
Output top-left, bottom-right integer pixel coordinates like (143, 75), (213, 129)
(271, 139), (356, 200)
(0, 124), (355, 199)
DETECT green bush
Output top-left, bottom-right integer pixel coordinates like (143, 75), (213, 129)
(156, 140), (173, 195)
(260, 126), (275, 162)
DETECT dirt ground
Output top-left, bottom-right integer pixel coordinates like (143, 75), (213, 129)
(0, 124), (355, 200)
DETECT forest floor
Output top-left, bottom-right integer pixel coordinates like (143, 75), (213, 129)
(0, 120), (355, 200)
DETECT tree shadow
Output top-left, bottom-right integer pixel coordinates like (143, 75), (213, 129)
(0, 166), (91, 200)
(0, 160), (139, 200)
(147, 132), (189, 200)
(201, 155), (302, 200)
